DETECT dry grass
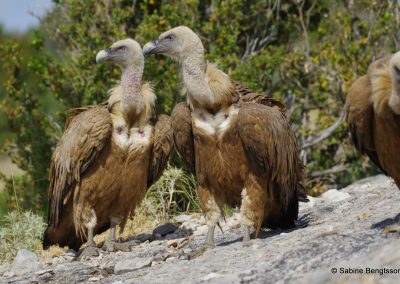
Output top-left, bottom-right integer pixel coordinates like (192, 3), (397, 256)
(0, 165), (200, 263)
(39, 245), (65, 264)
(0, 211), (46, 264)
(95, 165), (200, 244)
(146, 165), (200, 218)
(94, 199), (166, 245)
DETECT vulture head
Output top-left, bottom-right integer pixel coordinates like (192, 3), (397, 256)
(96, 38), (144, 70)
(143, 26), (204, 62)
(389, 51), (400, 114)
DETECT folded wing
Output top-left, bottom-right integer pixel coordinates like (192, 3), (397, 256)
(237, 103), (301, 210)
(171, 102), (196, 175)
(147, 114), (174, 186)
(48, 106), (112, 227)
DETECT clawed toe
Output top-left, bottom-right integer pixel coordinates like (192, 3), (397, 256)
(114, 242), (132, 252)
(78, 246), (99, 260)
(189, 244), (214, 259)
(102, 240), (116, 252)
(102, 240), (132, 252)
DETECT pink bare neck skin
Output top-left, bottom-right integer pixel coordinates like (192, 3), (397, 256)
(121, 66), (143, 118)
(180, 49), (215, 108)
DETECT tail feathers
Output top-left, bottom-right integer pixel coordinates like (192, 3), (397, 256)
(262, 182), (299, 230)
(42, 227), (52, 250)
(299, 193), (309, 203)
(43, 225), (83, 251)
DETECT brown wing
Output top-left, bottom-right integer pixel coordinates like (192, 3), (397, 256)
(232, 80), (253, 96)
(237, 103), (302, 210)
(65, 102), (108, 130)
(235, 84), (308, 201)
(48, 106), (112, 227)
(171, 102), (195, 174)
(345, 75), (385, 173)
(147, 114), (174, 187)
(233, 81), (286, 110)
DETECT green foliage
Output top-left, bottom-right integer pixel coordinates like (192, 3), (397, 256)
(1, 0), (399, 213)
(145, 165), (200, 219)
(0, 38), (57, 213)
(0, 210), (46, 264)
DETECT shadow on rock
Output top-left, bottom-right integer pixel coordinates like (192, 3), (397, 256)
(217, 217), (309, 247)
(371, 213), (400, 229)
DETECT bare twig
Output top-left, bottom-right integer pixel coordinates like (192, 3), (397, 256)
(309, 164), (348, 178)
(300, 110), (346, 150)
(296, 0), (310, 62)
(12, 174), (20, 213)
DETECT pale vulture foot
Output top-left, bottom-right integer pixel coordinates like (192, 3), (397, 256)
(78, 245), (99, 260)
(204, 224), (216, 248)
(102, 240), (116, 252)
(102, 240), (132, 252)
(189, 244), (214, 260)
(242, 225), (252, 246)
(188, 225), (216, 260)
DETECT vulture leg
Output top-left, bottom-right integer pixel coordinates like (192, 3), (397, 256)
(87, 225), (96, 247)
(198, 186), (223, 248)
(242, 225), (251, 243)
(78, 211), (99, 260)
(239, 177), (266, 243)
(78, 225), (99, 260)
(102, 218), (118, 252)
(204, 225), (216, 248)
(102, 217), (131, 252)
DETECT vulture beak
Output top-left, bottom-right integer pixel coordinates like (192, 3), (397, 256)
(96, 48), (112, 63)
(143, 40), (168, 56)
(394, 65), (400, 80)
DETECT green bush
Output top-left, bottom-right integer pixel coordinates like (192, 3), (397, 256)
(145, 164), (200, 219)
(1, 0), (399, 213)
(0, 210), (46, 264)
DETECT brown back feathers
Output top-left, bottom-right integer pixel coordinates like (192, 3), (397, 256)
(346, 54), (400, 188)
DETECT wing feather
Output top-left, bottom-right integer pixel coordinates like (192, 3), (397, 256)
(234, 81), (286, 110)
(147, 115), (174, 186)
(48, 106), (112, 227)
(171, 102), (196, 174)
(237, 103), (302, 209)
(345, 75), (386, 173)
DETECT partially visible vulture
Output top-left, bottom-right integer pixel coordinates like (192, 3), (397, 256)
(43, 39), (173, 257)
(346, 52), (400, 189)
(143, 26), (305, 246)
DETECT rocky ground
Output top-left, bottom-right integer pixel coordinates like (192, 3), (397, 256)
(1, 174), (399, 284)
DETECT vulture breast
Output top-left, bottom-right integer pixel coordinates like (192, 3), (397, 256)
(346, 55), (400, 188)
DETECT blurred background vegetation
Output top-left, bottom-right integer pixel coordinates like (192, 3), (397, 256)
(1, 0), (399, 220)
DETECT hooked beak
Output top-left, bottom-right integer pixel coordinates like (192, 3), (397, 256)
(143, 40), (168, 56)
(96, 48), (112, 63)
(393, 65), (400, 80)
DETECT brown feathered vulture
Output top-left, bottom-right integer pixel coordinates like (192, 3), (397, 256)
(346, 52), (400, 189)
(43, 39), (173, 257)
(143, 26), (305, 246)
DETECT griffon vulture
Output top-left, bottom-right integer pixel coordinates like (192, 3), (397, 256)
(43, 39), (173, 257)
(143, 26), (305, 246)
(346, 52), (400, 189)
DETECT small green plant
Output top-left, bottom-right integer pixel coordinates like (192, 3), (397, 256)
(0, 210), (46, 264)
(146, 164), (200, 220)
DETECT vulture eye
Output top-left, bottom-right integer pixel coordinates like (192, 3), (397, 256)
(165, 34), (175, 41)
(116, 46), (127, 51)
(394, 65), (400, 78)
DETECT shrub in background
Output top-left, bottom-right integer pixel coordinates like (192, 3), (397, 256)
(1, 0), (399, 214)
(0, 210), (46, 264)
(146, 165), (200, 220)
